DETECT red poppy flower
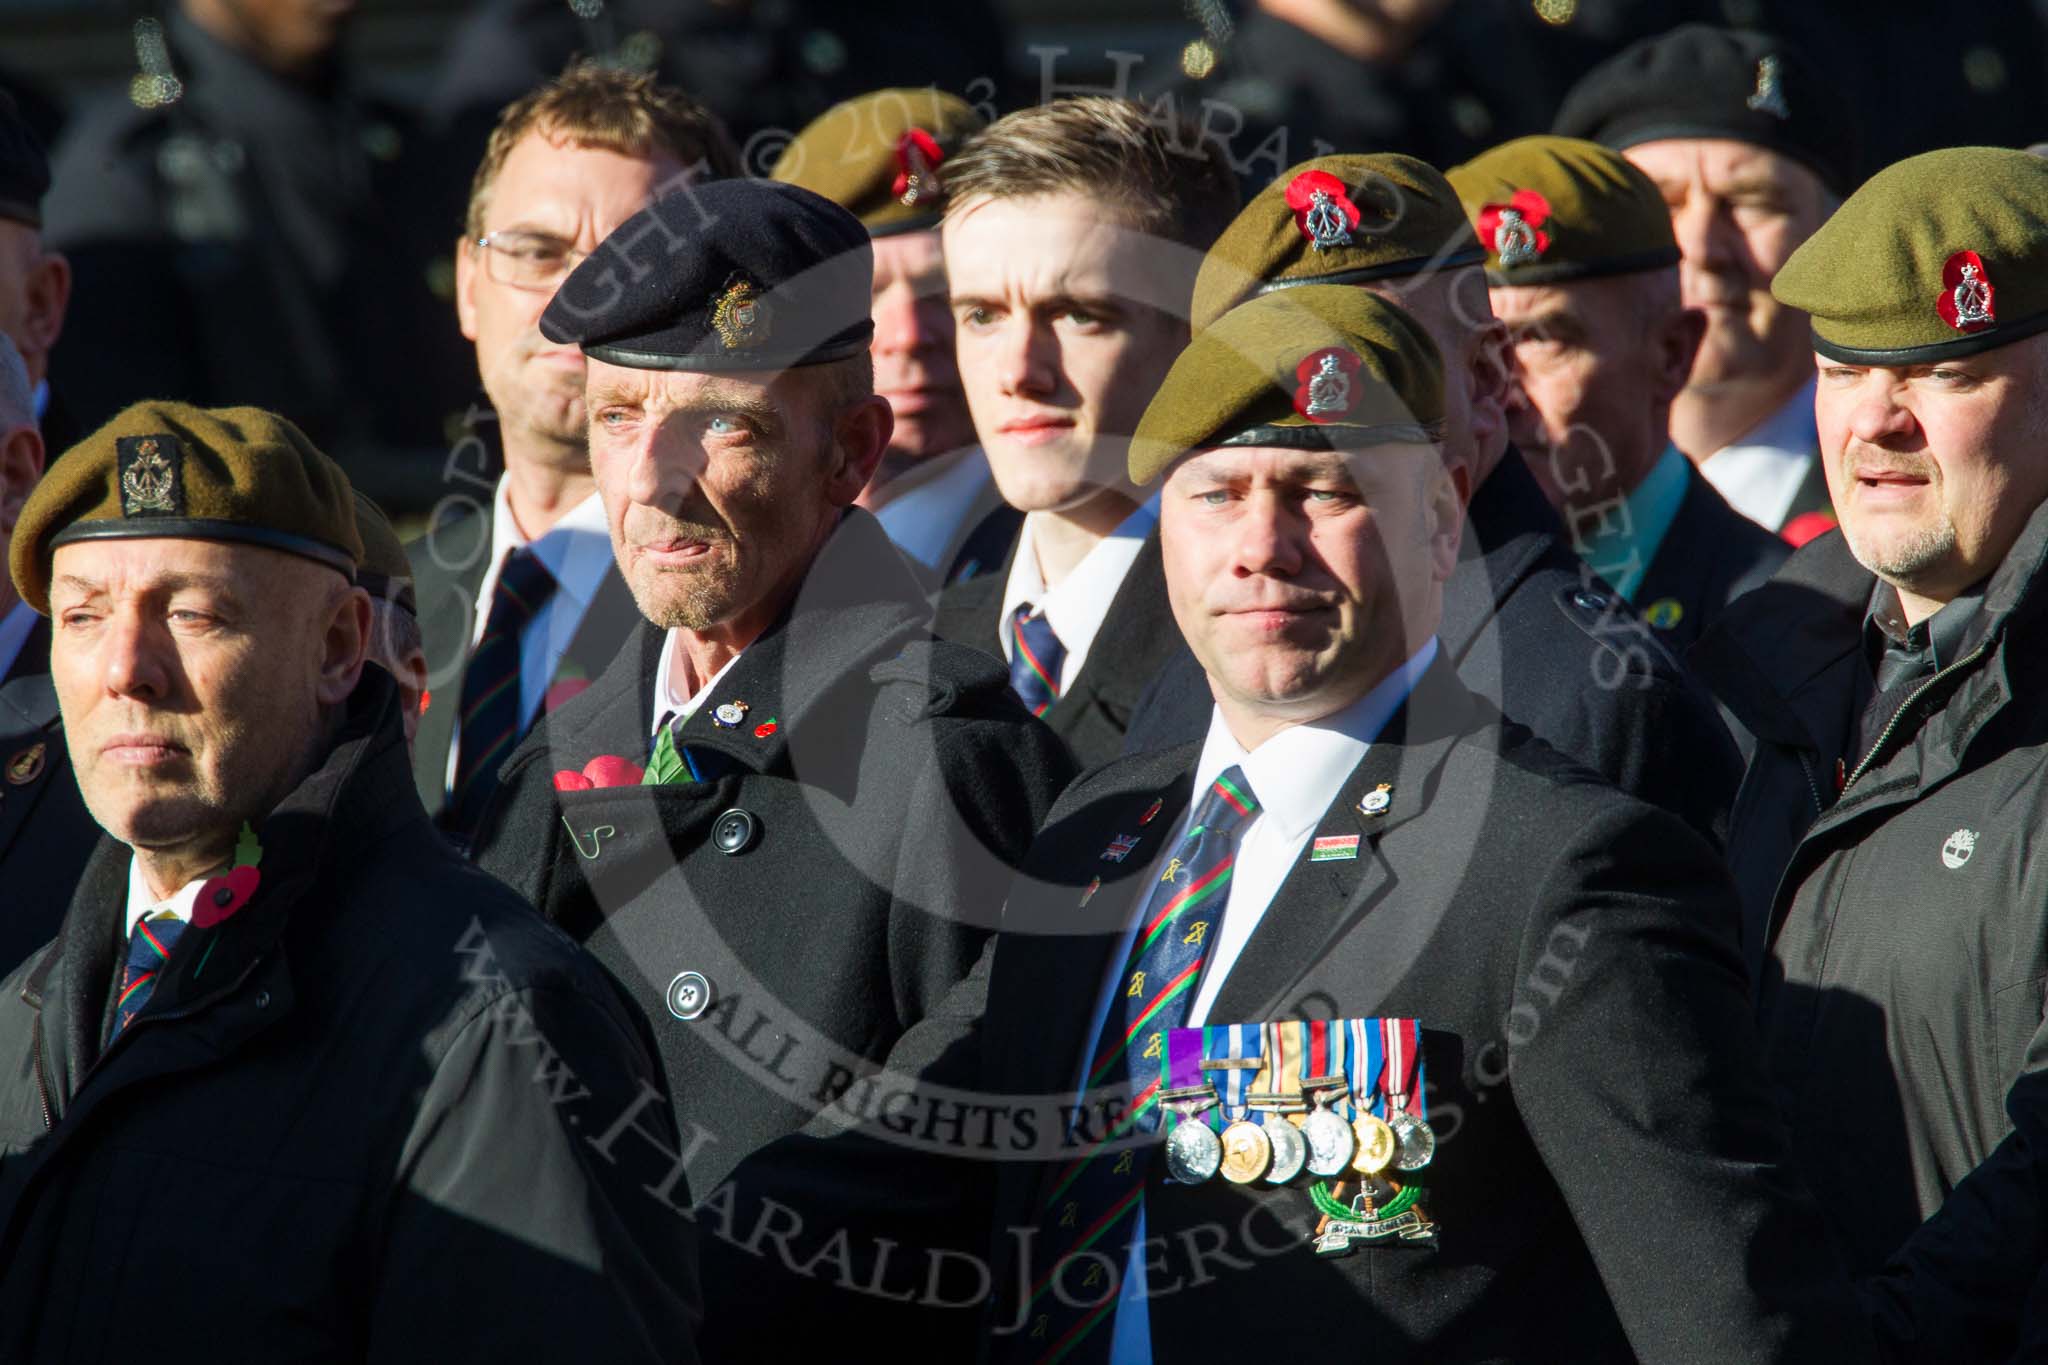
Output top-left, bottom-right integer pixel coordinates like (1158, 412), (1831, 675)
(544, 677), (592, 714)
(582, 755), (645, 788)
(1937, 250), (1995, 332)
(193, 865), (261, 929)
(1475, 189), (1553, 263)
(1293, 347), (1365, 423)
(1283, 170), (1362, 248)
(754, 720), (779, 739)
(552, 769), (594, 792)
(891, 128), (944, 202)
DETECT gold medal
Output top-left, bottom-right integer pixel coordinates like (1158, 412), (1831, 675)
(1218, 1119), (1272, 1184)
(1350, 1113), (1396, 1176)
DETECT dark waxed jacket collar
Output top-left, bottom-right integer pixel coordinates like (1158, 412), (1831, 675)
(21, 672), (421, 1084)
(1694, 490), (2048, 755)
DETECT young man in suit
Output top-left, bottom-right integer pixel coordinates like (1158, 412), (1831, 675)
(975, 284), (1871, 1362)
(1447, 136), (1789, 652)
(930, 97), (1240, 769)
(409, 62), (739, 842)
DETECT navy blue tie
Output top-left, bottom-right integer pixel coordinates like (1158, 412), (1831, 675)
(1008, 603), (1066, 718)
(451, 547), (556, 833)
(113, 912), (187, 1038)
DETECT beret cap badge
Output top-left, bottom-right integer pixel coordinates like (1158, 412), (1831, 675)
(1746, 54), (1791, 119)
(710, 274), (772, 350)
(892, 128), (944, 207)
(1294, 348), (1364, 423)
(118, 435), (182, 516)
(1285, 170), (1362, 251)
(1477, 190), (1553, 269)
(1939, 251), (1996, 332)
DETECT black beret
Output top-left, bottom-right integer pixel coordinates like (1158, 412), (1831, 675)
(0, 87), (50, 228)
(540, 179), (874, 372)
(1553, 25), (1860, 197)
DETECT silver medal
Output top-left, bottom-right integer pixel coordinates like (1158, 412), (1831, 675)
(1262, 1114), (1307, 1185)
(1389, 1109), (1437, 1173)
(1302, 1106), (1356, 1178)
(1165, 1118), (1223, 1185)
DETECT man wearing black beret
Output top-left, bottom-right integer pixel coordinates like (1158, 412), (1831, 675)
(0, 87), (71, 482)
(1556, 25), (1855, 541)
(471, 177), (1075, 1359)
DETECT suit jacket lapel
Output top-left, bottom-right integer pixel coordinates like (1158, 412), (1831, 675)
(408, 508), (492, 814)
(1048, 530), (1170, 738)
(1209, 652), (1484, 1024)
(0, 676), (63, 866)
(1634, 467), (1720, 629)
(558, 562), (641, 698)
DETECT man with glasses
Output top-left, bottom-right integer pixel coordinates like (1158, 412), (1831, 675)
(408, 62), (740, 842)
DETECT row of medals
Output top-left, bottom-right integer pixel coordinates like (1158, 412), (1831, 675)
(1159, 1072), (1435, 1187)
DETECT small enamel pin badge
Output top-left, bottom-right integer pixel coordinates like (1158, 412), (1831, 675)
(1357, 783), (1393, 817)
(1311, 834), (1361, 862)
(1102, 834), (1141, 863)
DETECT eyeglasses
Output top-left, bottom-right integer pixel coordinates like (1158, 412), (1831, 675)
(473, 231), (588, 292)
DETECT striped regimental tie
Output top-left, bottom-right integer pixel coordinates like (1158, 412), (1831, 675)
(450, 546), (557, 834)
(1008, 603), (1066, 719)
(1010, 767), (1261, 1364)
(112, 911), (187, 1039)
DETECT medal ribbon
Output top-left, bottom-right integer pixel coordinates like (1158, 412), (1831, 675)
(1349, 1016), (1386, 1119)
(1200, 1021), (1260, 1121)
(1167, 1026), (1218, 1132)
(1382, 1017), (1420, 1118)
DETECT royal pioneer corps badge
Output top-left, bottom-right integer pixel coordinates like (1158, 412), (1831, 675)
(1477, 190), (1552, 269)
(117, 434), (183, 517)
(1939, 250), (1996, 332)
(892, 127), (945, 206)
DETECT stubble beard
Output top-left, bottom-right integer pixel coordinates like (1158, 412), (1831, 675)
(1843, 513), (1959, 587)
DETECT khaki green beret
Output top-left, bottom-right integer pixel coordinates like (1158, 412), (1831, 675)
(1774, 146), (2048, 365)
(12, 401), (362, 614)
(1445, 135), (1679, 286)
(1130, 285), (1445, 485)
(770, 88), (985, 236)
(1190, 154), (1484, 333)
(351, 491), (416, 617)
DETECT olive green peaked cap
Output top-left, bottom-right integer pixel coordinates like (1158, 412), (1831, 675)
(1190, 154), (1484, 332)
(1130, 285), (1445, 485)
(770, 88), (985, 236)
(1445, 135), (1679, 286)
(12, 401), (361, 614)
(1773, 146), (2048, 365)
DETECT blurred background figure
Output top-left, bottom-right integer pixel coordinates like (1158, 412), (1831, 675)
(410, 61), (735, 841)
(38, 0), (473, 518)
(774, 87), (1007, 583)
(353, 490), (427, 747)
(1555, 25), (1857, 542)
(0, 86), (71, 458)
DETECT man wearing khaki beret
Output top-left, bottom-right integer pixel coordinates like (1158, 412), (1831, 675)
(1446, 135), (1789, 652)
(1691, 146), (2048, 1358)
(0, 402), (700, 1362)
(774, 87), (1008, 583)
(965, 285), (1871, 1361)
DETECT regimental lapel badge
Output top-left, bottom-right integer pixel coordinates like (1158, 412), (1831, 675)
(892, 127), (945, 206)
(710, 273), (771, 349)
(1294, 347), (1364, 423)
(117, 434), (183, 517)
(711, 700), (750, 729)
(1746, 53), (1791, 119)
(1284, 169), (1362, 252)
(1101, 833), (1141, 863)
(1357, 783), (1393, 818)
(4, 741), (45, 785)
(1940, 251), (1996, 332)
(1476, 190), (1551, 270)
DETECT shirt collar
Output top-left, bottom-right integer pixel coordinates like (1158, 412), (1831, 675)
(1192, 636), (1440, 843)
(1864, 578), (1983, 672)
(651, 632), (745, 736)
(1697, 378), (1819, 530)
(489, 478), (613, 610)
(124, 856), (214, 938)
(1576, 445), (1691, 603)
(998, 497), (1159, 661)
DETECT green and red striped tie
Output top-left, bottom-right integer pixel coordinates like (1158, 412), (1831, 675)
(450, 546), (556, 835)
(112, 911), (187, 1039)
(1010, 766), (1260, 1363)
(1008, 603), (1065, 718)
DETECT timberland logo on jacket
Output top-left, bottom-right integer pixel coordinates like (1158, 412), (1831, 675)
(1941, 828), (1978, 870)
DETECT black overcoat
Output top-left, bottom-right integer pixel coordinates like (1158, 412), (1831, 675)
(975, 652), (1872, 1362)
(0, 673), (98, 978)
(1633, 459), (1791, 654)
(0, 675), (700, 1362)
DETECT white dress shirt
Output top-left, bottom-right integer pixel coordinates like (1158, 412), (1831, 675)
(998, 498), (1158, 690)
(1093, 636), (1441, 1364)
(872, 447), (996, 573)
(1697, 378), (1819, 531)
(444, 479), (615, 793)
(0, 599), (36, 682)
(124, 857), (212, 937)
(650, 634), (744, 737)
